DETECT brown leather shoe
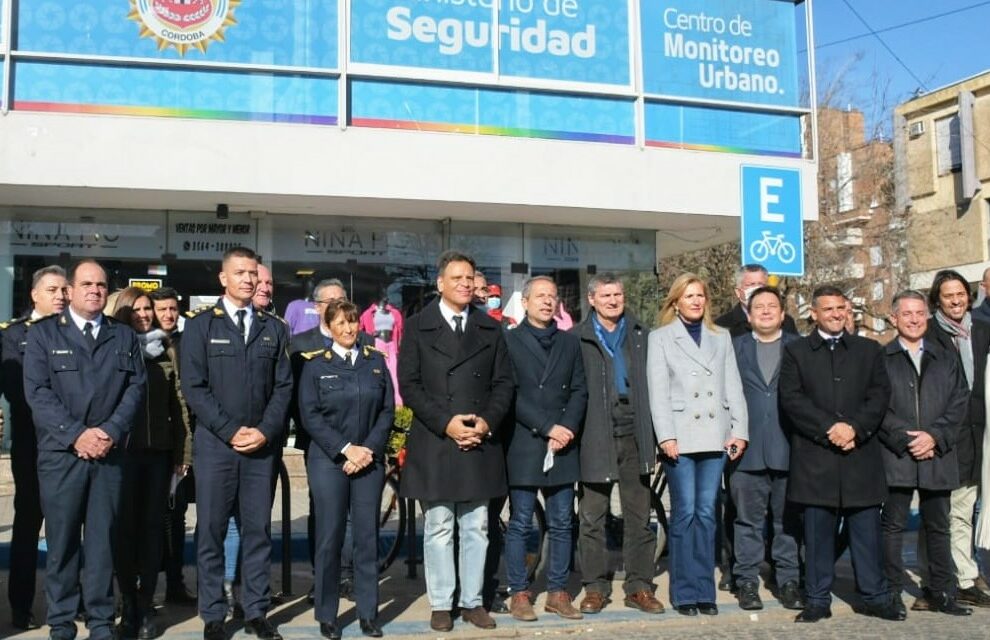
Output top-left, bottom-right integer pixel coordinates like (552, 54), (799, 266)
(545, 591), (583, 619)
(429, 610), (453, 632)
(624, 590), (665, 614)
(460, 606), (496, 629)
(509, 592), (537, 622)
(579, 591), (610, 614)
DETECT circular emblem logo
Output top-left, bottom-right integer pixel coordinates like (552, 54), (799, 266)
(128, 0), (239, 56)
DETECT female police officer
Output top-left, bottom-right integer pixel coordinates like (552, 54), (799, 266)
(298, 299), (394, 639)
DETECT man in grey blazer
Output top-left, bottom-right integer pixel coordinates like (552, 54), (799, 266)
(729, 287), (803, 611)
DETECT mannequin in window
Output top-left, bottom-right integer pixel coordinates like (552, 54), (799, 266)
(284, 278), (322, 336)
(360, 293), (404, 406)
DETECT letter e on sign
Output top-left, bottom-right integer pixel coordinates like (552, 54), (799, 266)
(759, 177), (785, 223)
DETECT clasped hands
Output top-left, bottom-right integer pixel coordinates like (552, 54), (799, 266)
(74, 427), (113, 460)
(547, 425), (574, 453)
(230, 426), (267, 454)
(827, 421), (857, 451)
(343, 445), (374, 476)
(445, 414), (490, 451)
(905, 429), (936, 460)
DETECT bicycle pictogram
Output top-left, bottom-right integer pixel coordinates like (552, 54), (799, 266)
(749, 230), (797, 264)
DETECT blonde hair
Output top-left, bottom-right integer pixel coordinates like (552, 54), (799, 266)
(658, 272), (718, 331)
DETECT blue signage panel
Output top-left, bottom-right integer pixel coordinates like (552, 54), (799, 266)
(741, 166), (803, 276)
(640, 0), (799, 107)
(644, 102), (801, 157)
(16, 0), (339, 68)
(351, 0), (630, 85)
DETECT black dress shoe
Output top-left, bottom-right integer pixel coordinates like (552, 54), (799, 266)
(795, 606), (832, 623)
(778, 580), (806, 610)
(165, 585), (198, 606)
(339, 579), (354, 602)
(319, 622), (342, 640)
(697, 603), (718, 615)
(12, 610), (40, 630)
(490, 593), (509, 614)
(675, 604), (698, 616)
(244, 617), (283, 640)
(203, 620), (225, 640)
(718, 572), (734, 592)
(861, 600), (906, 621)
(737, 582), (763, 611)
(927, 590), (973, 616)
(137, 612), (159, 640)
(360, 618), (384, 637)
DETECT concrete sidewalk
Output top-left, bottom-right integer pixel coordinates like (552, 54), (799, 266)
(0, 450), (974, 639)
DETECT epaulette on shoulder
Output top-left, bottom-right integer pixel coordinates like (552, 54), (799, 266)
(183, 305), (216, 319)
(362, 344), (382, 358)
(0, 315), (29, 330)
(259, 308), (287, 325)
(301, 349), (326, 360)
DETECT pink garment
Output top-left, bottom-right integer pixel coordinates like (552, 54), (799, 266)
(554, 301), (574, 331)
(359, 303), (404, 346)
(375, 337), (403, 407)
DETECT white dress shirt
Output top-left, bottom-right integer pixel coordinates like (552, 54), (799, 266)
(67, 306), (102, 340)
(221, 296), (253, 341)
(438, 299), (468, 332)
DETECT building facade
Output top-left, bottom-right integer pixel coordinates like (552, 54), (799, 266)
(896, 70), (990, 290)
(0, 1), (819, 323)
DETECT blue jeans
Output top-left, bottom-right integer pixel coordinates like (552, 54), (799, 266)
(506, 485), (574, 593)
(664, 452), (725, 607)
(422, 500), (488, 610)
(224, 516), (239, 582)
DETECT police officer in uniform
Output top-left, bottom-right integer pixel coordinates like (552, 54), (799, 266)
(1, 265), (68, 630)
(180, 247), (293, 640)
(298, 299), (394, 639)
(23, 259), (147, 640)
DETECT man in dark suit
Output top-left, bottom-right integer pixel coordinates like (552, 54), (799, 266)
(503, 276), (588, 621)
(2, 265), (68, 630)
(922, 269), (990, 607)
(779, 284), (900, 623)
(880, 289), (971, 617)
(288, 278), (369, 601)
(398, 250), (514, 633)
(181, 247), (293, 640)
(23, 259), (147, 640)
(729, 286), (803, 612)
(714, 264), (798, 589)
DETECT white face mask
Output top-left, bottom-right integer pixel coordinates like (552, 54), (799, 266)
(742, 285), (762, 304)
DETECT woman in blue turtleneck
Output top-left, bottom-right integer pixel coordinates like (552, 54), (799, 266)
(646, 273), (749, 616)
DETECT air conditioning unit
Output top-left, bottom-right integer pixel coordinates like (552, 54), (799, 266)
(908, 121), (925, 138)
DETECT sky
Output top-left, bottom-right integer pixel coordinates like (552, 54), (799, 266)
(812, 0), (990, 137)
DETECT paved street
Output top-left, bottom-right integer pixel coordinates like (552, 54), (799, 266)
(2, 452), (989, 638)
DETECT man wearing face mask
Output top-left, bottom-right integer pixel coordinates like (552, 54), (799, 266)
(716, 265), (799, 338)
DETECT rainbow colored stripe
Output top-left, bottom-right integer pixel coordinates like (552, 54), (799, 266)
(646, 139), (802, 158)
(352, 117), (635, 145)
(14, 101), (338, 125)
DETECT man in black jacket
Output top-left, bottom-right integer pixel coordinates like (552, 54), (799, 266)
(1, 265), (68, 630)
(779, 284), (900, 623)
(573, 274), (662, 615)
(880, 289), (971, 617)
(503, 276), (588, 621)
(398, 250), (514, 633)
(922, 269), (990, 607)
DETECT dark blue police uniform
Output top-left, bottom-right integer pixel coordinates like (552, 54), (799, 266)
(298, 345), (394, 627)
(180, 301), (292, 624)
(1, 314), (45, 622)
(23, 311), (146, 640)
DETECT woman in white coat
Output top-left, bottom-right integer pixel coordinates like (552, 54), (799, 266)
(647, 273), (748, 616)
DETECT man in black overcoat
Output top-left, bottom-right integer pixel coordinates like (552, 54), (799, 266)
(503, 276), (587, 622)
(779, 285), (900, 623)
(398, 250), (514, 633)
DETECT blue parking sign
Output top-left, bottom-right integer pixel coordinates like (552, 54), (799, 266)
(741, 166), (804, 276)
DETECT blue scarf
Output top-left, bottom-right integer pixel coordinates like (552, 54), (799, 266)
(593, 314), (628, 396)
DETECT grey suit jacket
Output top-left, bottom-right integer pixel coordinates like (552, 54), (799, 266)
(731, 331), (798, 472)
(647, 320), (748, 455)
